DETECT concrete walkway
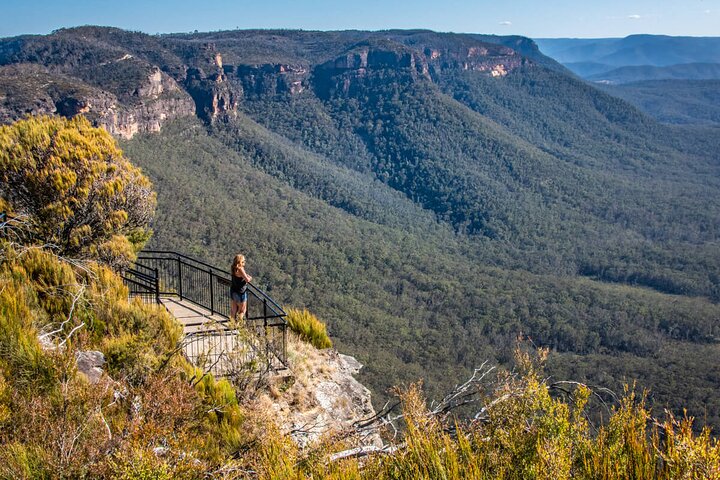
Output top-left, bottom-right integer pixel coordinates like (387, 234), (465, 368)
(160, 296), (229, 335)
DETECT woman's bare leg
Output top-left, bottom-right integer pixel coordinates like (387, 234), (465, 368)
(239, 300), (247, 321)
(230, 300), (238, 320)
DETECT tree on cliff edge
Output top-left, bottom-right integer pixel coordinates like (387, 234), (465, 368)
(0, 115), (155, 268)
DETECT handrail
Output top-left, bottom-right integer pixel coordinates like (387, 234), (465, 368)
(121, 265), (160, 305)
(125, 267), (156, 283)
(140, 250), (285, 312)
(141, 250), (227, 275)
(131, 262), (159, 276)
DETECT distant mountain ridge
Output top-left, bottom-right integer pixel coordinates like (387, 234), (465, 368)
(587, 62), (720, 84)
(534, 34), (720, 125)
(535, 35), (720, 69)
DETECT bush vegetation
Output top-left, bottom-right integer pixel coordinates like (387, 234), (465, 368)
(0, 114), (249, 477)
(239, 351), (720, 479)
(0, 240), (251, 478)
(286, 307), (333, 349)
(0, 115), (155, 268)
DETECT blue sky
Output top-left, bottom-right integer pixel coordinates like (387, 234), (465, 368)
(1, 0), (718, 38)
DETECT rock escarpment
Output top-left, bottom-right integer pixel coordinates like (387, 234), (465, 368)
(233, 64), (309, 97)
(313, 39), (526, 99)
(100, 66), (195, 138)
(0, 27), (532, 134)
(255, 335), (382, 449)
(184, 59), (310, 120)
(0, 63), (194, 138)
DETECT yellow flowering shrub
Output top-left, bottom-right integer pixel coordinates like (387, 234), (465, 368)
(0, 115), (155, 268)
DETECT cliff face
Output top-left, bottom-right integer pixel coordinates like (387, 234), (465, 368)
(233, 64), (309, 97)
(0, 63), (195, 139)
(183, 57), (311, 121)
(179, 52), (240, 122)
(101, 67), (196, 138)
(255, 335), (381, 449)
(426, 44), (525, 76)
(0, 28), (533, 135)
(313, 40), (526, 99)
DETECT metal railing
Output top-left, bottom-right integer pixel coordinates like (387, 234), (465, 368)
(121, 266), (160, 304)
(183, 329), (260, 378)
(129, 251), (288, 367)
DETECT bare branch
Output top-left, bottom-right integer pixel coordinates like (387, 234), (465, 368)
(57, 322), (85, 347)
(329, 444), (403, 462)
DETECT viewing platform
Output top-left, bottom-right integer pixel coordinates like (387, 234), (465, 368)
(121, 251), (288, 376)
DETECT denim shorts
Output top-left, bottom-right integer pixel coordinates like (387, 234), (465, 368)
(231, 291), (248, 303)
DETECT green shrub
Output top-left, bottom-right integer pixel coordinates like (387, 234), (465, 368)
(285, 308), (332, 349)
(0, 255), (57, 391)
(0, 115), (156, 268)
(108, 449), (173, 480)
(0, 443), (51, 480)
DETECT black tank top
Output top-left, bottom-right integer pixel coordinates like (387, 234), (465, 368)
(231, 274), (247, 294)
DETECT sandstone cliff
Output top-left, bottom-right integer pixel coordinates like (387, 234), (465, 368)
(314, 39), (526, 99)
(0, 63), (195, 138)
(0, 28), (536, 134)
(253, 334), (382, 449)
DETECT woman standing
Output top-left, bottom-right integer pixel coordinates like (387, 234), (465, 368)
(230, 254), (252, 320)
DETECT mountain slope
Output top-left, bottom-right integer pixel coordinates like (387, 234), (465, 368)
(123, 117), (720, 428)
(232, 46), (720, 298)
(598, 80), (720, 125)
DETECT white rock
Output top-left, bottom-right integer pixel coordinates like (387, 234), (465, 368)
(75, 350), (105, 384)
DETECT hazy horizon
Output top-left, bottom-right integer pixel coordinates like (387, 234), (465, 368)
(2, 0), (719, 39)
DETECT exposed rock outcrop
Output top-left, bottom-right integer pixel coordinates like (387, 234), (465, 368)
(313, 39), (526, 99)
(231, 63), (309, 97)
(75, 67), (196, 139)
(314, 42), (432, 98)
(0, 64), (195, 138)
(182, 60), (311, 118)
(424, 44), (525, 77)
(100, 94), (196, 139)
(184, 66), (241, 122)
(255, 335), (382, 449)
(75, 350), (105, 384)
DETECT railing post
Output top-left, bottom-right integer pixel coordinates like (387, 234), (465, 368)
(263, 298), (269, 358)
(209, 269), (215, 315)
(263, 298), (268, 328)
(177, 256), (183, 300)
(154, 268), (160, 304)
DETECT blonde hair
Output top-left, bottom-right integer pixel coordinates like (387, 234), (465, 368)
(231, 254), (245, 276)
